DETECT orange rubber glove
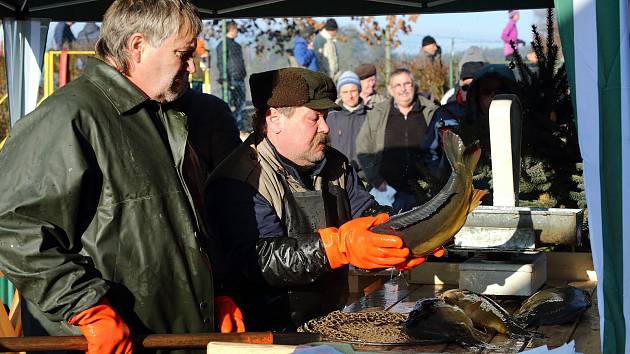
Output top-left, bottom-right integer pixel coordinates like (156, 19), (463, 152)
(394, 246), (446, 271)
(215, 296), (245, 333)
(319, 213), (410, 270)
(67, 298), (133, 354)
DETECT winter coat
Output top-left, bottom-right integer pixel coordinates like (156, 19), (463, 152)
(326, 102), (368, 169)
(216, 37), (246, 82)
(293, 36), (319, 71)
(312, 29), (339, 79)
(356, 96), (439, 188)
(501, 19), (518, 56)
(0, 58), (216, 351)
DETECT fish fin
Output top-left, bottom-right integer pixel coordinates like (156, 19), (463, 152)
(463, 141), (482, 173)
(441, 130), (465, 170)
(468, 189), (487, 213)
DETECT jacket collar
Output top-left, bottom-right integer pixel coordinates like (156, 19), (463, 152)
(84, 57), (149, 115)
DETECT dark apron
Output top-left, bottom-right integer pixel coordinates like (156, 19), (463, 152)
(242, 177), (351, 332)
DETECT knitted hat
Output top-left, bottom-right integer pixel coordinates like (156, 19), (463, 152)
(336, 71), (361, 92)
(354, 63), (377, 80)
(250, 67), (340, 111)
(324, 18), (338, 31)
(422, 35), (436, 47)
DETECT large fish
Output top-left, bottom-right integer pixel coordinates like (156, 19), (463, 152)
(514, 286), (592, 327)
(440, 289), (531, 338)
(372, 130), (486, 256)
(405, 298), (488, 348)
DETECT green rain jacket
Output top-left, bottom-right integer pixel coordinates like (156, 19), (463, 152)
(0, 58), (215, 344)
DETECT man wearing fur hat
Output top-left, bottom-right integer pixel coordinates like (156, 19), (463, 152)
(355, 63), (388, 109)
(206, 67), (426, 331)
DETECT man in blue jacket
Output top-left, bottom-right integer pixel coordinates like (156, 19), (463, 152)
(293, 26), (319, 71)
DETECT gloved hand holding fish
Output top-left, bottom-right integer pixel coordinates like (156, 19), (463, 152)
(371, 130), (487, 257)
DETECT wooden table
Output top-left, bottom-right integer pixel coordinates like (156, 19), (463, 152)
(341, 276), (600, 353)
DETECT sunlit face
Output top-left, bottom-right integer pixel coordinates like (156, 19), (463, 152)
(423, 43), (438, 55)
(268, 106), (330, 168)
(388, 72), (415, 107)
(339, 83), (360, 108)
(360, 75), (377, 96)
(139, 31), (196, 103)
(327, 29), (338, 38)
(459, 77), (473, 102)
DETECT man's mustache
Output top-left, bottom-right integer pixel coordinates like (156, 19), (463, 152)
(313, 133), (328, 146)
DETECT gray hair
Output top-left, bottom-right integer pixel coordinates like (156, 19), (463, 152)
(389, 68), (416, 85)
(96, 0), (202, 74)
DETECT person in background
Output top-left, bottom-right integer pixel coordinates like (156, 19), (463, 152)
(327, 71), (368, 175)
(313, 18), (339, 79)
(206, 67), (426, 332)
(501, 10), (526, 61)
(191, 37), (209, 92)
(75, 22), (101, 70)
(0, 2), (244, 354)
(441, 64), (519, 204)
(293, 26), (319, 71)
(418, 35), (442, 65)
(355, 63), (387, 109)
(356, 68), (439, 212)
(216, 20), (247, 130)
(441, 46), (487, 105)
(429, 57), (486, 177)
(54, 21), (75, 50)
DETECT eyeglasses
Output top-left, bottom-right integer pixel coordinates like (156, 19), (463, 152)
(392, 82), (413, 90)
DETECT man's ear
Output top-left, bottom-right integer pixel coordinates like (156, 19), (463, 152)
(127, 33), (146, 65)
(266, 108), (282, 134)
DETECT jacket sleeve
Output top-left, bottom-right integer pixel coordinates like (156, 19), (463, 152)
(216, 41), (224, 80)
(0, 107), (109, 322)
(293, 40), (315, 68)
(206, 179), (331, 289)
(501, 21), (515, 43)
(356, 109), (385, 188)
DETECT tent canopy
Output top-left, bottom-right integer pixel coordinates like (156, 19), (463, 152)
(0, 0), (552, 20)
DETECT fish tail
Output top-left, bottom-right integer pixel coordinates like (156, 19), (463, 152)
(468, 189), (487, 213)
(442, 130), (465, 170)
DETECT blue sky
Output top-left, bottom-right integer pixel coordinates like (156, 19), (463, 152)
(47, 9), (538, 54)
(324, 9), (537, 54)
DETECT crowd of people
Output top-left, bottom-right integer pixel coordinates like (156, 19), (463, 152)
(0, 2), (525, 353)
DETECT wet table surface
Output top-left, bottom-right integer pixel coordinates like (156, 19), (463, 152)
(338, 275), (600, 353)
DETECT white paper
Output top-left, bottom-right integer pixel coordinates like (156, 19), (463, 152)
(369, 185), (397, 207)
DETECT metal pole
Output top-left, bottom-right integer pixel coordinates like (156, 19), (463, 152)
(449, 37), (454, 89)
(384, 27), (391, 84)
(221, 19), (229, 102)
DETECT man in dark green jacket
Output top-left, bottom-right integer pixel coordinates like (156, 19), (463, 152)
(0, 1), (242, 353)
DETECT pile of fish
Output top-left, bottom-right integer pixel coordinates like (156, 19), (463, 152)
(404, 297), (489, 348)
(514, 286), (592, 327)
(371, 130), (486, 256)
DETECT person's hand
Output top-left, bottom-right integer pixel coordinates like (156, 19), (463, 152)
(377, 181), (388, 192)
(215, 296), (245, 333)
(68, 298), (133, 354)
(319, 213), (410, 270)
(393, 246), (445, 271)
